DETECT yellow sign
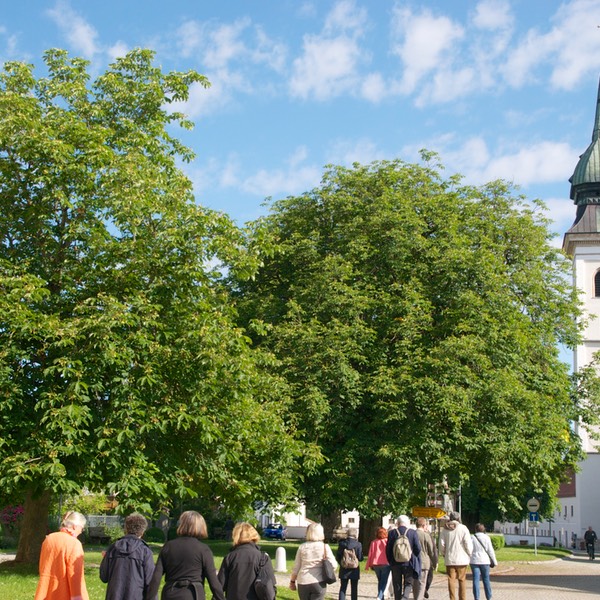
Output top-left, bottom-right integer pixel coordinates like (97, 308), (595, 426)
(411, 506), (447, 519)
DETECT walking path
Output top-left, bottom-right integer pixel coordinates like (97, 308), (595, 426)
(276, 553), (600, 599)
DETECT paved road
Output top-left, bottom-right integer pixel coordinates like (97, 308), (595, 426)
(276, 553), (600, 599)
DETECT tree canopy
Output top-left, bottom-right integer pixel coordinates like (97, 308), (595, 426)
(0, 49), (311, 562)
(234, 157), (598, 524)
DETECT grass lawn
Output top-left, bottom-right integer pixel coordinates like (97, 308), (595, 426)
(0, 539), (570, 600)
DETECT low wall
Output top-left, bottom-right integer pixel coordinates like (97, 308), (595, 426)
(503, 533), (555, 546)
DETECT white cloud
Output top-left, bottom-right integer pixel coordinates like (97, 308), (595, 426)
(441, 138), (578, 187)
(289, 0), (369, 100)
(175, 68), (249, 118)
(289, 34), (363, 100)
(106, 41), (130, 62)
(502, 0), (600, 90)
(360, 72), (388, 103)
(327, 138), (385, 166)
(391, 7), (464, 95)
(46, 1), (99, 58)
(324, 0), (368, 34)
(241, 148), (321, 197)
(472, 0), (513, 30)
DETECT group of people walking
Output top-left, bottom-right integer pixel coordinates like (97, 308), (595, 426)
(34, 510), (276, 600)
(289, 512), (497, 600)
(34, 509), (496, 600)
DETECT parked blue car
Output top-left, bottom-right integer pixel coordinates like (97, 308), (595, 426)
(263, 523), (287, 540)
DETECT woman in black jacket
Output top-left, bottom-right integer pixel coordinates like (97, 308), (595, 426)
(336, 528), (363, 600)
(147, 511), (225, 600)
(218, 523), (276, 600)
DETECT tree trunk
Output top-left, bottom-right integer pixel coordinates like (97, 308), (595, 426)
(359, 515), (381, 550)
(15, 489), (52, 564)
(321, 510), (339, 542)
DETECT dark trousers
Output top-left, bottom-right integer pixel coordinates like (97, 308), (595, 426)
(391, 564), (413, 600)
(338, 578), (358, 600)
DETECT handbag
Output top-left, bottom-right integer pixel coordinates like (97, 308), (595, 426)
(321, 542), (337, 584)
(254, 552), (276, 600)
(473, 533), (496, 568)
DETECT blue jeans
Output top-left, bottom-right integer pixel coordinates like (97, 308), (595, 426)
(471, 564), (492, 600)
(372, 565), (391, 600)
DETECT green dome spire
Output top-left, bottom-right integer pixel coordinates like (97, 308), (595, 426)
(570, 78), (600, 204)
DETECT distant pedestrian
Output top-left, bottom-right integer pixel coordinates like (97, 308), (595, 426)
(100, 513), (154, 600)
(34, 510), (89, 600)
(336, 528), (363, 600)
(423, 521), (437, 599)
(414, 518), (436, 600)
(365, 527), (391, 600)
(439, 512), (472, 600)
(386, 515), (421, 600)
(584, 526), (597, 560)
(470, 524), (497, 600)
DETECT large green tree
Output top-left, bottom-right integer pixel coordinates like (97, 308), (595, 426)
(234, 157), (599, 533)
(0, 49), (310, 562)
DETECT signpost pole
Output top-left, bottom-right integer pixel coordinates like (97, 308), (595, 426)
(534, 524), (538, 555)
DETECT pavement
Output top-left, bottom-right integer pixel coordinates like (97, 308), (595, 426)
(275, 552), (600, 599)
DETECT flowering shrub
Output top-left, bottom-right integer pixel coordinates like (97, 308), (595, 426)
(0, 505), (24, 532)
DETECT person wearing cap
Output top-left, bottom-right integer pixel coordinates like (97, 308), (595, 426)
(385, 515), (421, 600)
(438, 512), (473, 600)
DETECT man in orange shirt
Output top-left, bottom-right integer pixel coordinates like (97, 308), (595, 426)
(34, 510), (89, 600)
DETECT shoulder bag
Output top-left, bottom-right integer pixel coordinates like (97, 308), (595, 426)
(321, 542), (337, 584)
(254, 552), (276, 600)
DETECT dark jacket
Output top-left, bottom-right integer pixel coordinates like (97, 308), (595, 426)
(336, 537), (363, 580)
(100, 534), (154, 600)
(218, 542), (276, 600)
(147, 536), (225, 600)
(386, 526), (421, 578)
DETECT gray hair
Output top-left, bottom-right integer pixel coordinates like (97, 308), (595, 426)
(397, 515), (411, 527)
(61, 511), (86, 529)
(347, 528), (358, 539)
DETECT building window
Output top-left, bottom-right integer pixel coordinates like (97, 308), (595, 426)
(571, 505), (574, 517)
(595, 270), (600, 296)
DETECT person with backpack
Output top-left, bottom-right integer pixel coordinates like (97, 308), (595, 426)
(336, 528), (363, 600)
(439, 512), (473, 600)
(385, 515), (421, 600)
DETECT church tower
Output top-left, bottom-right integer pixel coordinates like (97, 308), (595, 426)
(562, 78), (600, 539)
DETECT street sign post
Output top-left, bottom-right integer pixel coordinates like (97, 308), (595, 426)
(526, 498), (541, 555)
(411, 507), (447, 519)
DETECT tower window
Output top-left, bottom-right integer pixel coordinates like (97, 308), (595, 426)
(595, 270), (600, 297)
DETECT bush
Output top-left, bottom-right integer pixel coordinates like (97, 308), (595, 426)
(144, 527), (165, 543)
(167, 526), (178, 540)
(105, 525), (125, 543)
(489, 534), (505, 550)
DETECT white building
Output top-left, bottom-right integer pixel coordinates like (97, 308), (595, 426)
(560, 76), (600, 549)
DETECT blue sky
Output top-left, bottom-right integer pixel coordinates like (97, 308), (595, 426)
(3, 0), (600, 241)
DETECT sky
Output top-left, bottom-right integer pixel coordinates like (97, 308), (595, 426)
(3, 0), (600, 243)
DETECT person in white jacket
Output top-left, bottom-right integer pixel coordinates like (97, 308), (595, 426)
(439, 512), (473, 600)
(470, 524), (497, 600)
